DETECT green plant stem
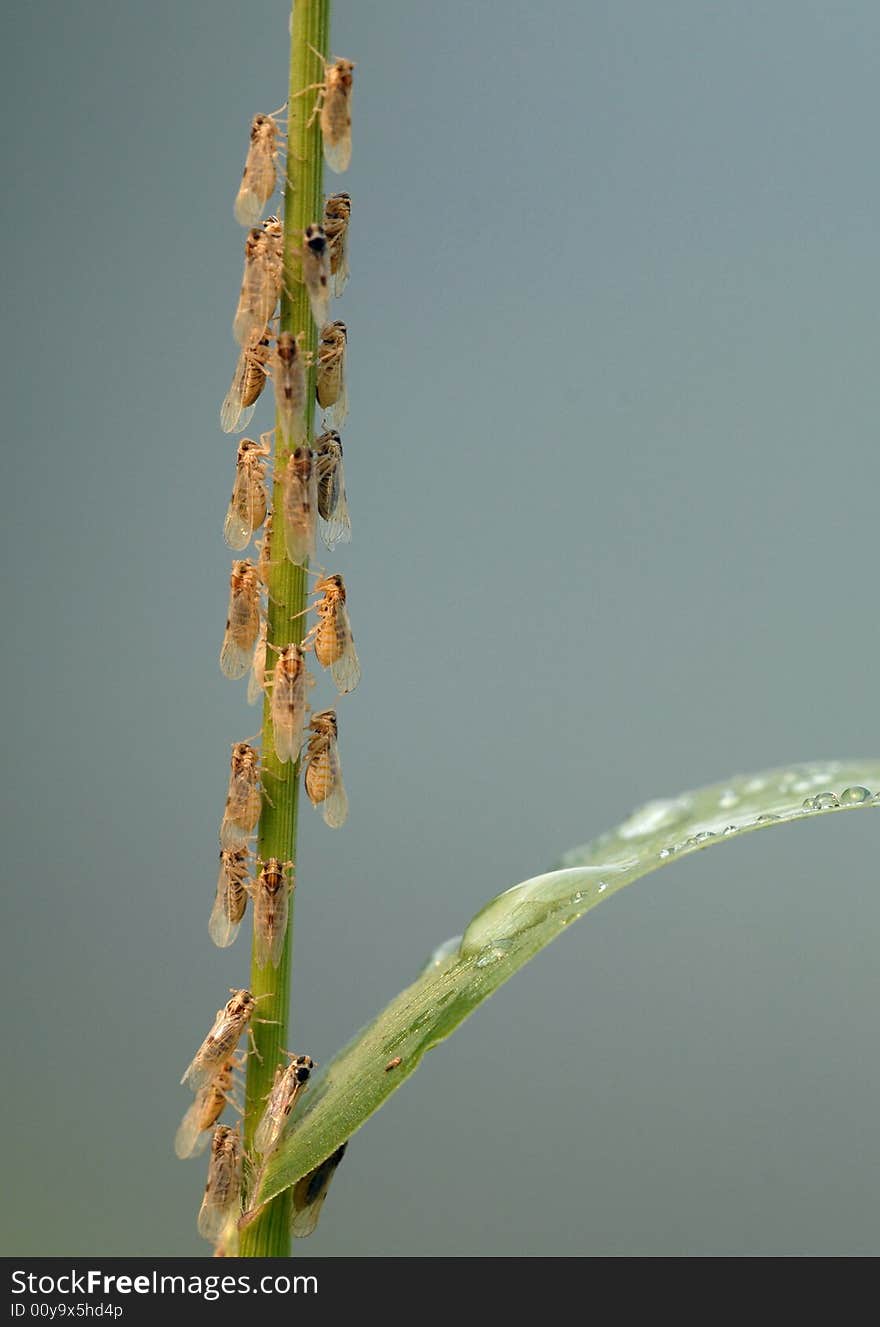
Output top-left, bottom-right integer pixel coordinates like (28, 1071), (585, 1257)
(240, 0), (330, 1258)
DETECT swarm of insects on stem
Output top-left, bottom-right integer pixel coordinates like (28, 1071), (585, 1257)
(176, 14), (358, 1254)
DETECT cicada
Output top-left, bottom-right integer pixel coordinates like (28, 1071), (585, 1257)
(219, 329), (271, 434)
(234, 111), (283, 227)
(270, 330), (307, 447)
(303, 709), (348, 828)
(314, 429), (351, 550)
(174, 1059), (236, 1160)
(181, 990), (256, 1094)
(223, 437), (270, 550)
(208, 849), (250, 949)
(316, 320), (348, 429)
(269, 642), (313, 763)
(307, 574), (360, 694)
(251, 857), (294, 970)
(322, 192), (351, 296)
(232, 224), (282, 347)
(253, 1054), (314, 1154)
(219, 560), (262, 680)
(197, 1125), (243, 1250)
(281, 445), (318, 567)
(302, 224), (331, 329)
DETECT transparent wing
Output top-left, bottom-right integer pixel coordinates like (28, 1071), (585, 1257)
(234, 188), (264, 229)
(330, 607), (360, 693)
(233, 252), (280, 347)
(174, 1100), (211, 1160)
(283, 474), (317, 566)
(253, 1108), (280, 1157)
(324, 374), (348, 430)
(323, 133), (352, 174)
(220, 590), (260, 679)
(208, 874), (243, 947)
(321, 776), (349, 828)
(219, 814), (248, 851)
(234, 156), (276, 227)
(307, 286), (331, 331)
(219, 631), (252, 681)
(290, 1144), (347, 1238)
(220, 350), (252, 434)
(271, 683), (302, 764)
(331, 232), (350, 297)
(223, 467), (253, 550)
(319, 485), (351, 551)
(198, 1190), (239, 1244)
(247, 630), (267, 706)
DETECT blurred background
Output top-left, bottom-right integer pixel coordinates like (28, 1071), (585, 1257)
(3, 0), (880, 1256)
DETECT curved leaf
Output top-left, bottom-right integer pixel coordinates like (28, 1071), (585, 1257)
(257, 759), (880, 1204)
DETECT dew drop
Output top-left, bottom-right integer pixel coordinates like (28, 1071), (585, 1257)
(597, 881), (608, 893)
(475, 943), (509, 969)
(617, 797), (691, 840)
(658, 847), (674, 860)
(754, 813), (780, 824)
(813, 791), (840, 809)
(802, 797), (818, 811)
(722, 824), (739, 835)
(421, 934), (462, 973)
(840, 785), (871, 805)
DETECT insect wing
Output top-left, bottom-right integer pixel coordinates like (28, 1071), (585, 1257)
(220, 347), (257, 435)
(271, 661), (307, 764)
(319, 480), (351, 550)
(197, 1132), (242, 1244)
(321, 765), (349, 828)
(321, 81), (353, 174)
(330, 601), (360, 694)
(248, 621), (267, 705)
(291, 1144), (348, 1239)
(219, 574), (260, 680)
(234, 121), (277, 227)
(282, 461), (318, 566)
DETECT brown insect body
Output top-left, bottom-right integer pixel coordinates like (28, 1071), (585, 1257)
(224, 437), (270, 550)
(220, 330), (271, 434)
(315, 430), (351, 549)
(322, 192), (351, 296)
(219, 741), (262, 850)
(271, 331), (307, 447)
(309, 574), (360, 694)
(316, 320), (348, 429)
(251, 858), (294, 969)
(209, 848), (250, 949)
(181, 990), (256, 1093)
(233, 225), (282, 347)
(302, 224), (331, 328)
(198, 1125), (243, 1248)
(234, 113), (280, 227)
(281, 446), (318, 566)
(304, 710), (348, 828)
(219, 561), (262, 680)
(320, 59), (354, 174)
(175, 1059), (236, 1159)
(254, 1053), (315, 1154)
(270, 642), (312, 763)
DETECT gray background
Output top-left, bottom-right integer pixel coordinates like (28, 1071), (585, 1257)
(3, 0), (880, 1256)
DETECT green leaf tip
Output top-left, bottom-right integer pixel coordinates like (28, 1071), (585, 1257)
(257, 758), (880, 1205)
